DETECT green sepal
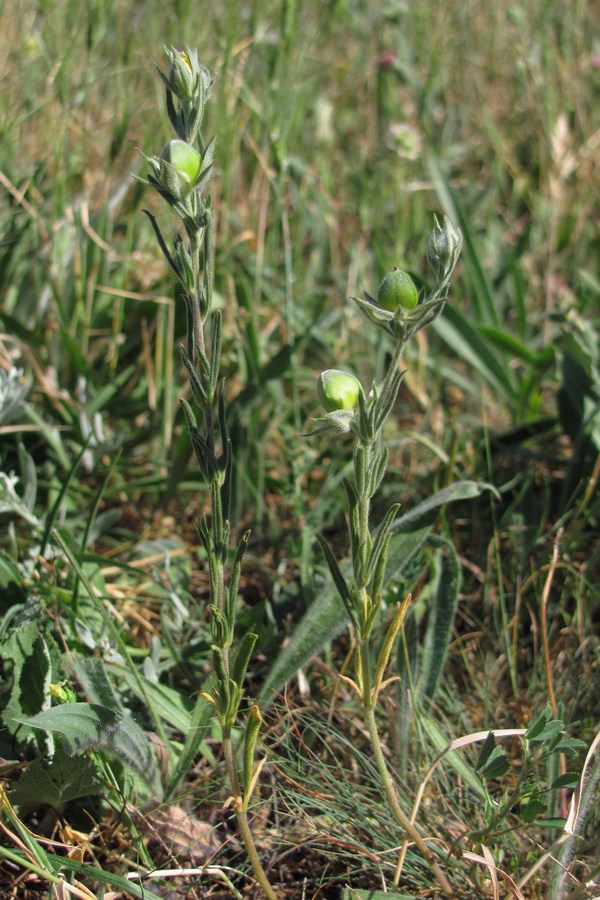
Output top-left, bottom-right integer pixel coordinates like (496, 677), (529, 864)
(392, 294), (447, 344)
(353, 293), (395, 331)
(304, 409), (356, 436)
(231, 632), (258, 689)
(243, 705), (262, 802)
(316, 534), (358, 630)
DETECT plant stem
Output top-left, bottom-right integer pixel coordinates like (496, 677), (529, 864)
(222, 731), (277, 900)
(361, 694), (454, 897)
(353, 419), (453, 896)
(190, 229), (205, 359)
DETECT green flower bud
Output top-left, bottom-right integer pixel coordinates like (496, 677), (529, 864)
(166, 49), (196, 99)
(377, 268), (419, 311)
(159, 139), (202, 196)
(318, 369), (362, 412)
(426, 215), (462, 280)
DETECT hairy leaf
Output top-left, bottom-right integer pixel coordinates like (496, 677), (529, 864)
(392, 480), (498, 533)
(17, 703), (162, 797)
(420, 534), (461, 700)
(10, 749), (102, 808)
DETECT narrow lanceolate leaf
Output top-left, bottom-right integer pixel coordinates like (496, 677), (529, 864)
(227, 529), (250, 624)
(243, 705), (262, 801)
(16, 703), (162, 797)
(374, 369), (405, 433)
(420, 534), (461, 701)
(259, 528), (431, 704)
(231, 632), (258, 689)
(180, 395), (197, 432)
(44, 855), (164, 900)
(369, 443), (389, 497)
(368, 503), (401, 584)
(141, 208), (179, 276)
(316, 535), (352, 609)
(343, 477), (360, 561)
(166, 684), (215, 798)
(392, 480), (499, 533)
(180, 348), (208, 407)
(208, 309), (222, 400)
(370, 533), (391, 603)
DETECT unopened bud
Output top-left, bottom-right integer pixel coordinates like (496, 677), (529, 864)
(318, 369), (362, 413)
(159, 139), (202, 197)
(377, 268), (418, 311)
(426, 215), (462, 279)
(166, 49), (196, 99)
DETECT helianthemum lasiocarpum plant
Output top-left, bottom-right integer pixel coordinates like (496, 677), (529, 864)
(314, 217), (463, 896)
(142, 47), (277, 900)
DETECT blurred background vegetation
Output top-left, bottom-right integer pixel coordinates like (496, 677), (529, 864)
(1, 0), (599, 895)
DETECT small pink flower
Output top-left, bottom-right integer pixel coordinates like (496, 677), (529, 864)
(592, 55), (600, 69)
(378, 51), (399, 70)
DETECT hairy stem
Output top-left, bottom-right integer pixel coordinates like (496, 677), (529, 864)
(222, 731), (277, 900)
(190, 229), (205, 359)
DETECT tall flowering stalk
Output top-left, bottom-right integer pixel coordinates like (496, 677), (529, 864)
(142, 48), (276, 900)
(315, 218), (462, 896)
